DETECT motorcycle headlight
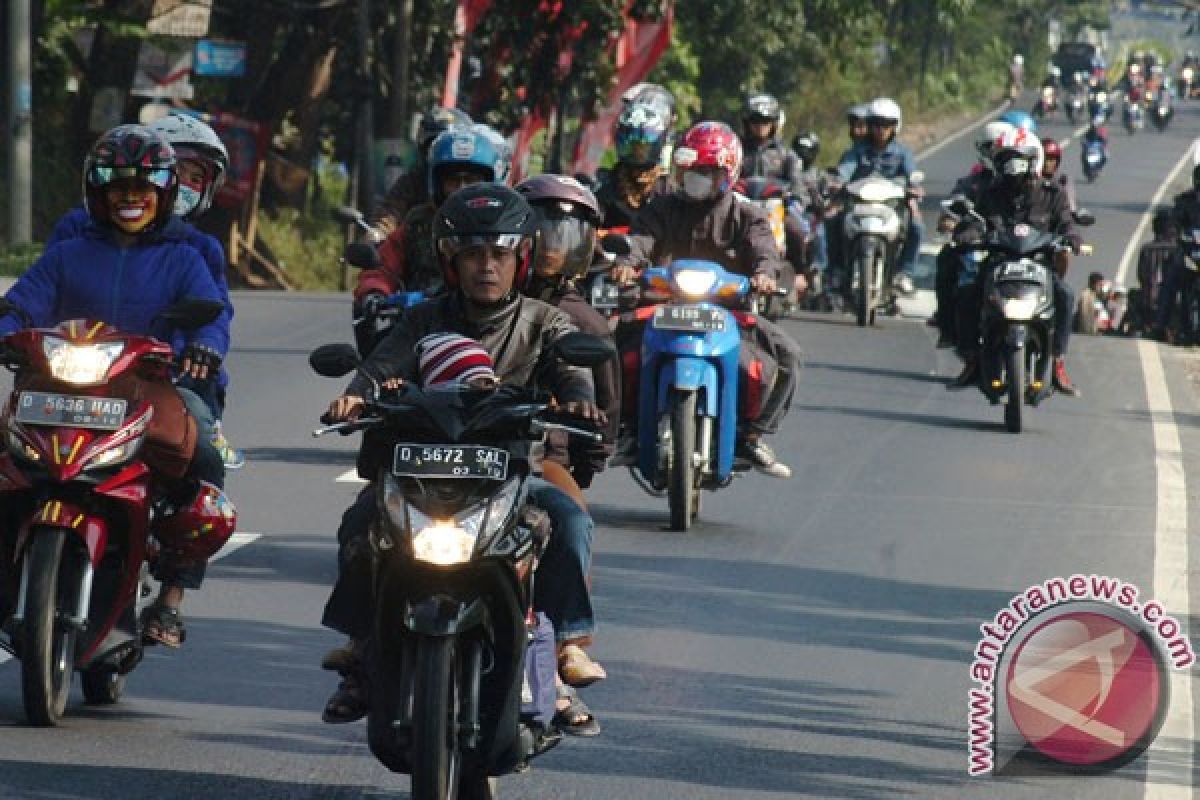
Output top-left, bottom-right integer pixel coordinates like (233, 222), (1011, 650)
(1185, 68), (1194, 80)
(1096, 92), (1107, 103)
(42, 337), (124, 386)
(1042, 87), (1054, 98)
(995, 292), (1040, 321)
(673, 269), (718, 298)
(856, 181), (897, 204)
(388, 475), (523, 566)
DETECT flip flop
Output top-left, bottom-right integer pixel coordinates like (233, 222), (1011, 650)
(553, 685), (601, 737)
(140, 603), (186, 649)
(322, 674), (368, 724)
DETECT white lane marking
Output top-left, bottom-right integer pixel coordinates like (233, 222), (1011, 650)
(1059, 123), (1090, 150)
(1116, 141), (1198, 286)
(1139, 339), (1195, 800)
(336, 468), (366, 484)
(916, 101), (1009, 161)
(0, 532), (264, 666)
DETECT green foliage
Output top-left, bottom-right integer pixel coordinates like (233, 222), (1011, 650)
(0, 244), (44, 278)
(254, 161), (350, 291)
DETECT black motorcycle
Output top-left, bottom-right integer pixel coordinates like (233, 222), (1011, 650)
(310, 334), (612, 800)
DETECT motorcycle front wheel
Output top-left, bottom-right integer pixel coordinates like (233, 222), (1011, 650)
(855, 239), (880, 327)
(20, 529), (81, 726)
(1004, 347), (1024, 434)
(411, 635), (463, 800)
(667, 390), (699, 531)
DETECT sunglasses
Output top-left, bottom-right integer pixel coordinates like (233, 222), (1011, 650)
(87, 166), (174, 190)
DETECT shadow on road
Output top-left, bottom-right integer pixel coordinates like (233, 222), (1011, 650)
(797, 403), (1001, 432)
(241, 447), (357, 466)
(806, 360), (950, 384)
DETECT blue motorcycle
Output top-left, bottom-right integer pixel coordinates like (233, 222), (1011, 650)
(1081, 134), (1108, 183)
(632, 259), (756, 530)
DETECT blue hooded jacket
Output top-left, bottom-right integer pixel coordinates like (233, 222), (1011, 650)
(0, 217), (224, 353)
(836, 139), (918, 184)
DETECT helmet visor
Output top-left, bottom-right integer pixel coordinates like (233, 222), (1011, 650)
(438, 233), (526, 260)
(88, 165), (173, 190)
(533, 207), (596, 279)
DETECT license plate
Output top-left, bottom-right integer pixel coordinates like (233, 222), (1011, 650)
(652, 305), (725, 333)
(392, 444), (509, 480)
(590, 283), (619, 310)
(15, 391), (127, 430)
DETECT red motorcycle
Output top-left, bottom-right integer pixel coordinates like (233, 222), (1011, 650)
(0, 300), (236, 725)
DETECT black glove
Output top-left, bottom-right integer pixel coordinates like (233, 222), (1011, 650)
(181, 343), (222, 381)
(356, 292), (387, 319)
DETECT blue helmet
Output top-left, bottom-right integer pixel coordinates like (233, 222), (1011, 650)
(998, 110), (1038, 134)
(427, 126), (509, 205)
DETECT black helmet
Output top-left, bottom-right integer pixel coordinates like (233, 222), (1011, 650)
(1152, 208), (1176, 238)
(434, 184), (536, 289)
(792, 130), (820, 167)
(418, 106), (473, 152)
(743, 93), (782, 128)
(83, 124), (179, 233)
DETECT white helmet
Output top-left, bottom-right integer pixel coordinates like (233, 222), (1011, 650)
(976, 120), (1016, 167)
(149, 112), (229, 219)
(1013, 54), (1024, 66)
(992, 127), (1044, 178)
(867, 96), (903, 132)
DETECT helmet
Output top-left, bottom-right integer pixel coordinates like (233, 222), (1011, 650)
(515, 174), (601, 284)
(998, 109), (1038, 133)
(471, 124), (513, 183)
(847, 103), (870, 124)
(1040, 136), (1063, 171)
(1048, 64), (1062, 77)
(614, 101), (671, 168)
(154, 482), (237, 565)
(976, 120), (1015, 167)
(992, 127), (1044, 179)
(867, 97), (903, 132)
(1152, 208), (1174, 237)
(418, 106), (473, 152)
(427, 127), (507, 205)
(83, 124), (179, 233)
(622, 82), (676, 125)
(148, 112), (229, 219)
(1192, 163), (1200, 189)
(433, 183), (536, 289)
(1013, 54), (1024, 66)
(792, 130), (820, 167)
(743, 93), (782, 127)
(674, 121), (743, 195)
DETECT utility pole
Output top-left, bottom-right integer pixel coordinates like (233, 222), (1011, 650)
(355, 0), (374, 212)
(389, 0), (413, 138)
(7, 0), (32, 244)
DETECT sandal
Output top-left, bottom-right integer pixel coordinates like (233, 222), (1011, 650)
(140, 603), (186, 649)
(558, 644), (606, 688)
(553, 685), (601, 737)
(322, 673), (368, 724)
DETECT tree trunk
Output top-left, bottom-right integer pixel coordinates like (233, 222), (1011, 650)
(387, 0), (414, 138)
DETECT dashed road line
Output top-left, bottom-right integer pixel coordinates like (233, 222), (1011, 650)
(336, 468), (367, 484)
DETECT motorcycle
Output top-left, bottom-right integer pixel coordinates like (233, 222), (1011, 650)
(1181, 64), (1199, 99)
(309, 334), (611, 799)
(1033, 84), (1059, 119)
(840, 170), (923, 326)
(1146, 88), (1173, 131)
(1065, 85), (1087, 123)
(0, 299), (236, 725)
(1087, 89), (1113, 122)
(1123, 91), (1145, 133)
(1081, 133), (1108, 183)
(950, 201), (1094, 433)
(735, 176), (797, 319)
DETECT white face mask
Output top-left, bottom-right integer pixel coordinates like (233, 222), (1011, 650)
(682, 171), (716, 201)
(174, 185), (202, 217)
(1000, 157), (1030, 177)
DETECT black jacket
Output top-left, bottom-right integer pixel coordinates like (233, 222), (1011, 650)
(742, 138), (804, 196)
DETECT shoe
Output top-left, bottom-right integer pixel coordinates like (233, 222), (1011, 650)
(892, 272), (915, 295)
(321, 640), (361, 673)
(609, 434), (637, 467)
(935, 330), (957, 350)
(735, 438), (792, 479)
(1053, 357), (1081, 397)
(212, 422), (245, 470)
(947, 358), (978, 390)
(559, 644), (607, 688)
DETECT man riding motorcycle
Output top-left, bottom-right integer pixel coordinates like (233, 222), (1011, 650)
(949, 131), (1080, 395)
(1040, 136), (1077, 211)
(0, 124), (228, 648)
(593, 100), (673, 230)
(320, 184), (607, 726)
(371, 105), (472, 233)
(844, 104), (870, 153)
(792, 130), (831, 276)
(610, 121), (803, 478)
(833, 96), (924, 294)
(1154, 165), (1200, 342)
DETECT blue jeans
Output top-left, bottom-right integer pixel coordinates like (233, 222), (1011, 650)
(528, 480), (595, 643)
(897, 216), (924, 275)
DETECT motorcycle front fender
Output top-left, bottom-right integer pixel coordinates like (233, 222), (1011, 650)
(404, 594), (491, 638)
(1005, 324), (1027, 350)
(20, 499), (109, 569)
(655, 358), (719, 417)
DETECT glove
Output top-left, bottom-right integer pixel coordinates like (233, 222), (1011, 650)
(180, 343), (222, 382)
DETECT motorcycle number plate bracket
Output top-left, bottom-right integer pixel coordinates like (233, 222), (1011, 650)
(15, 391), (127, 430)
(392, 444), (509, 481)
(652, 304), (725, 333)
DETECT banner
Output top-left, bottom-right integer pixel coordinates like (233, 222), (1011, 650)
(194, 39), (247, 77)
(131, 39), (195, 99)
(198, 112), (270, 207)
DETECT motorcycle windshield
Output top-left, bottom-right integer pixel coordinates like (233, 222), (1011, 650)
(846, 173), (906, 203)
(374, 384), (546, 448)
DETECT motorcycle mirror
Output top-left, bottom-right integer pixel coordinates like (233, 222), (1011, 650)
(1073, 209), (1096, 227)
(909, 170), (925, 186)
(600, 233), (632, 257)
(942, 195), (974, 217)
(309, 343), (362, 378)
(344, 242), (381, 269)
(331, 205), (366, 226)
(157, 298), (224, 330)
(551, 332), (617, 368)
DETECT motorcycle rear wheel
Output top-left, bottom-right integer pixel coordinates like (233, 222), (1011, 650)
(668, 391), (698, 531)
(411, 635), (462, 800)
(20, 529), (80, 726)
(1004, 348), (1024, 434)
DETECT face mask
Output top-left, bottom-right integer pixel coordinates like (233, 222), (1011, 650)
(1000, 157), (1030, 177)
(682, 171), (716, 202)
(174, 185), (202, 217)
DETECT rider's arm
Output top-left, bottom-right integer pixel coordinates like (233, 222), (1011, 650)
(345, 304), (425, 397)
(738, 203), (784, 278)
(834, 147), (859, 183)
(620, 195), (668, 268)
(170, 244), (226, 354)
(543, 313), (596, 406)
(354, 224), (406, 301)
(185, 232), (233, 358)
(0, 245), (64, 337)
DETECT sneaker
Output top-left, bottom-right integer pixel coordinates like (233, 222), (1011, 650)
(212, 422), (246, 470)
(892, 272), (915, 295)
(947, 358), (978, 390)
(1052, 357), (1081, 397)
(735, 438), (792, 479)
(610, 434), (637, 467)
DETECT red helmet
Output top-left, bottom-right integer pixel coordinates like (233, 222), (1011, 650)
(674, 121), (743, 193)
(1040, 136), (1063, 171)
(154, 482), (237, 564)
(83, 124), (179, 233)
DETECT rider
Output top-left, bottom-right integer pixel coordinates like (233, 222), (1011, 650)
(844, 104), (870, 153)
(792, 130), (831, 276)
(593, 100), (673, 230)
(948, 131), (1080, 395)
(0, 124), (228, 648)
(1155, 166), (1200, 342)
(320, 184), (607, 723)
(610, 121), (803, 478)
(353, 125), (509, 349)
(1039, 136), (1076, 211)
(1137, 209), (1176, 336)
(834, 96), (924, 294)
(1009, 53), (1025, 99)
(371, 105), (472, 233)
(515, 173), (621, 490)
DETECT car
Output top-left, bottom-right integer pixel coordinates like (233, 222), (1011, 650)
(1053, 42), (1102, 87)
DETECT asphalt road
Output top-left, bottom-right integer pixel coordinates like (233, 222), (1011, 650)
(2, 99), (1200, 799)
